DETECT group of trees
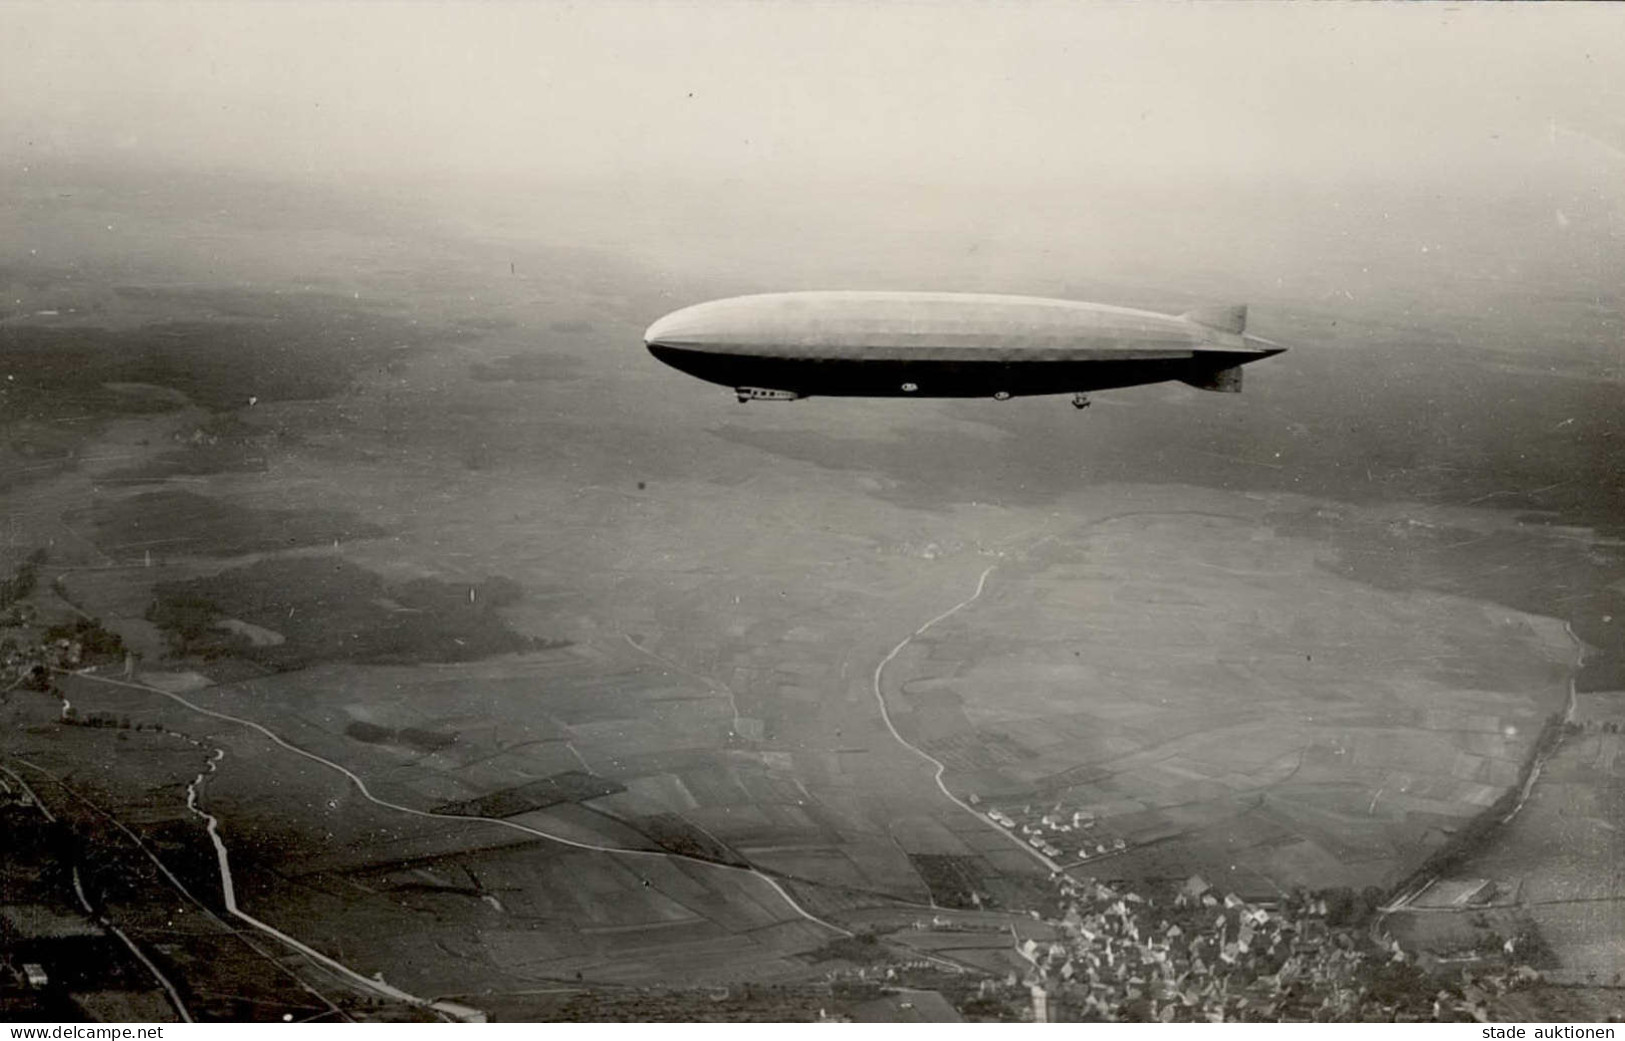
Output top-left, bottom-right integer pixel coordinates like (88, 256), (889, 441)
(43, 616), (128, 664)
(0, 549), (46, 608)
(61, 709), (165, 733)
(1318, 886), (1389, 929)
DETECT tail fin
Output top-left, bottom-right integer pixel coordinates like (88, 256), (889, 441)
(1181, 304), (1247, 335)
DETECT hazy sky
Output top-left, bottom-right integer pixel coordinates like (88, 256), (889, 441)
(5, 2), (1622, 192)
(4, 3), (1623, 312)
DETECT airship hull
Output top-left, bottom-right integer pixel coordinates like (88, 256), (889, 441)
(643, 291), (1284, 402)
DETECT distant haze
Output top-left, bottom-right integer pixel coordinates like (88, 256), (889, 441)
(5, 3), (1623, 296)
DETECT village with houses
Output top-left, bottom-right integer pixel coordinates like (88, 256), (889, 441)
(789, 867), (1568, 1024)
(983, 801), (1127, 865)
(1008, 872), (1548, 1022)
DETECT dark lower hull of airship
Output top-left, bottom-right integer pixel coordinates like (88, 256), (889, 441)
(646, 343), (1265, 399)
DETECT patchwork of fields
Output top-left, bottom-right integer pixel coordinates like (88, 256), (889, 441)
(0, 206), (1605, 1014)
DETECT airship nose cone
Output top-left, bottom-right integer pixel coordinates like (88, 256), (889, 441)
(643, 312), (674, 347)
(644, 303), (706, 348)
(645, 307), (701, 371)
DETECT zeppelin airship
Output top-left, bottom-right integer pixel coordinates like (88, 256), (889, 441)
(644, 291), (1286, 408)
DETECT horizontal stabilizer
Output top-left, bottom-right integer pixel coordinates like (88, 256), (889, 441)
(1180, 365), (1244, 393)
(1181, 304), (1247, 335)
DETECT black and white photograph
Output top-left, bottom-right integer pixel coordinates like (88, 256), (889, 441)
(1, 0), (1622, 1026)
